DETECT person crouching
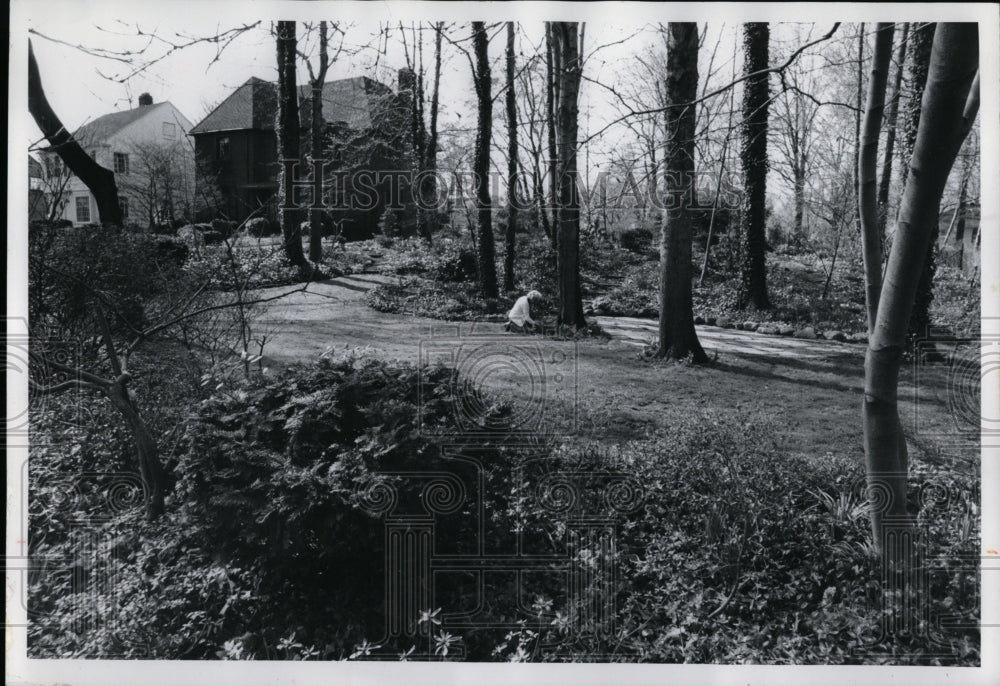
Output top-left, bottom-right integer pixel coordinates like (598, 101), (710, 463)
(504, 290), (543, 334)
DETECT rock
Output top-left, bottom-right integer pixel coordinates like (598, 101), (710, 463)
(758, 324), (780, 336)
(823, 330), (847, 342)
(847, 332), (868, 344)
(694, 315), (705, 325)
(778, 324), (795, 336)
(793, 327), (817, 339)
(715, 316), (733, 329)
(742, 320), (759, 332)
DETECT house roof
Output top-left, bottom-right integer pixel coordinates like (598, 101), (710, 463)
(190, 76), (394, 135)
(72, 101), (172, 144)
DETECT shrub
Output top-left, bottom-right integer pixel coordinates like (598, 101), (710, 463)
(29, 355), (537, 658)
(202, 230), (225, 246)
(245, 217), (275, 237)
(211, 218), (237, 238)
(153, 237), (190, 269)
(431, 245), (478, 283)
(619, 226), (655, 254)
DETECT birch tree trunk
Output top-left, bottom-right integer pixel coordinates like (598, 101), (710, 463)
(863, 22), (979, 549)
(658, 23), (707, 362)
(858, 23), (894, 334)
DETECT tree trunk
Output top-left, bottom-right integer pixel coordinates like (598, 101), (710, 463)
(552, 22), (587, 329)
(28, 41), (123, 226)
(737, 23), (771, 310)
(863, 23), (978, 550)
(545, 24), (560, 250)
(954, 171), (969, 270)
(106, 380), (166, 520)
(658, 23), (707, 362)
(858, 23), (894, 334)
(903, 23), (937, 344)
(472, 22), (499, 299)
(308, 22), (330, 263)
(423, 23), (443, 239)
(504, 22), (519, 292)
(276, 21), (308, 269)
(853, 24), (864, 240)
(877, 23), (909, 238)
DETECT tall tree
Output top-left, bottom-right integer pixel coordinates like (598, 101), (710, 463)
(472, 21), (499, 299)
(423, 23), (444, 238)
(902, 22), (937, 344)
(503, 22), (519, 292)
(28, 40), (123, 226)
(658, 23), (708, 362)
(877, 22), (909, 238)
(858, 23), (894, 334)
(737, 22), (771, 310)
(551, 22), (587, 329)
(305, 21), (331, 263)
(545, 24), (560, 249)
(953, 163), (970, 270)
(863, 23), (978, 549)
(275, 21), (308, 269)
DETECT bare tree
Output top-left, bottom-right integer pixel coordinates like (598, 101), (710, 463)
(275, 21), (308, 269)
(658, 23), (707, 362)
(863, 23), (978, 549)
(503, 22), (519, 292)
(303, 21), (332, 262)
(472, 21), (499, 299)
(737, 23), (771, 310)
(117, 139), (196, 229)
(902, 22), (937, 343)
(550, 21), (587, 329)
(877, 23), (909, 238)
(28, 40), (123, 226)
(858, 23), (894, 333)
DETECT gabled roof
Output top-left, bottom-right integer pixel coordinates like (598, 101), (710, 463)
(72, 101), (172, 144)
(190, 76), (394, 135)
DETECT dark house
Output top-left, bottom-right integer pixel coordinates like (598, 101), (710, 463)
(190, 74), (414, 239)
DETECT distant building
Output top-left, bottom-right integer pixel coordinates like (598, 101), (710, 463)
(190, 72), (414, 239)
(29, 155), (48, 222)
(41, 93), (195, 227)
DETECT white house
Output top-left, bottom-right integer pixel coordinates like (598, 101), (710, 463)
(44, 94), (195, 227)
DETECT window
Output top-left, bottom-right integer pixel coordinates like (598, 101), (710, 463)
(162, 122), (177, 140)
(114, 152), (130, 175)
(75, 196), (91, 223)
(217, 136), (231, 160)
(119, 196), (129, 221)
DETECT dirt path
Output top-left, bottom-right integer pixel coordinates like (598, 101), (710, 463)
(255, 275), (975, 466)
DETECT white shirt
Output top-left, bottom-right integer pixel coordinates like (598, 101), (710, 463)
(508, 295), (535, 327)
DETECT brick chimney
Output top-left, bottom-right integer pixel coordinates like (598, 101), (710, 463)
(138, 93), (153, 107)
